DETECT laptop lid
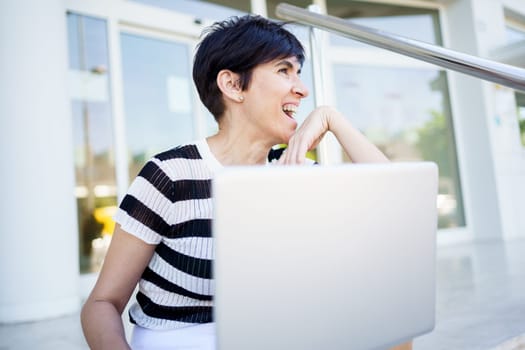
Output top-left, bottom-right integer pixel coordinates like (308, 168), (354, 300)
(213, 162), (438, 350)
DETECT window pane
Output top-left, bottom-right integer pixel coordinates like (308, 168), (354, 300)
(333, 65), (465, 228)
(505, 25), (525, 45)
(325, 1), (464, 229)
(128, 1), (251, 139)
(67, 14), (117, 273)
(130, 0), (248, 18)
(326, 1), (441, 47)
(120, 34), (195, 180)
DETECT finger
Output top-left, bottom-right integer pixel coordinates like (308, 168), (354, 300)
(283, 137), (298, 165)
(295, 143), (308, 164)
(286, 135), (307, 165)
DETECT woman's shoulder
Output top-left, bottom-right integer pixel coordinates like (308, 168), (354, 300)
(134, 141), (206, 182)
(153, 141), (204, 162)
(141, 139), (218, 180)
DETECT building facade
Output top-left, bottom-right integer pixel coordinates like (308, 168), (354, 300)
(1, 0), (524, 323)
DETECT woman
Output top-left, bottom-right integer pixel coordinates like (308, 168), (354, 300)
(81, 15), (409, 349)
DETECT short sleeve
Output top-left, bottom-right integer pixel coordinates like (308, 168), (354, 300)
(113, 158), (173, 244)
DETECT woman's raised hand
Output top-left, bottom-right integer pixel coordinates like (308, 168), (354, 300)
(279, 105), (389, 165)
(278, 106), (336, 165)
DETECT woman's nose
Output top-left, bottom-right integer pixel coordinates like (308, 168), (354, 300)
(292, 80), (309, 98)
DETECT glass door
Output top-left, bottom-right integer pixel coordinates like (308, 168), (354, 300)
(67, 14), (118, 274)
(68, 0), (248, 276)
(325, 0), (466, 229)
(120, 31), (208, 181)
(67, 15), (210, 274)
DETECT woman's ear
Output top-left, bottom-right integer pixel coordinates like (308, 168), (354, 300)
(217, 70), (244, 103)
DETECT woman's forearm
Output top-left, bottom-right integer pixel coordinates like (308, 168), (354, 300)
(327, 107), (389, 163)
(280, 105), (389, 164)
(81, 299), (131, 350)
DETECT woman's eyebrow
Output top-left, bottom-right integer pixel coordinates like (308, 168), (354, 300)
(275, 60), (293, 68)
(274, 59), (302, 74)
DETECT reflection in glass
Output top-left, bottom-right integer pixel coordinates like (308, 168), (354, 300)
(333, 65), (465, 228)
(515, 92), (525, 147)
(67, 14), (117, 273)
(120, 34), (195, 180)
(505, 25), (525, 45)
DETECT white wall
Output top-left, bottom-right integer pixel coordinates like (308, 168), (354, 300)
(0, 0), (80, 322)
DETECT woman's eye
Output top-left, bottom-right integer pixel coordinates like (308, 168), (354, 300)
(278, 68), (288, 74)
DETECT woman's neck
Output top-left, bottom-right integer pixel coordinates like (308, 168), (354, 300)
(206, 131), (272, 166)
(206, 111), (280, 166)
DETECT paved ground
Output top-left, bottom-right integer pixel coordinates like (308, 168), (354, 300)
(1, 239), (524, 350)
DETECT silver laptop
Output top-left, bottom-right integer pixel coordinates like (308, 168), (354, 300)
(212, 162), (438, 350)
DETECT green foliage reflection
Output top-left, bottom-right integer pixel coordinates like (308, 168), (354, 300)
(415, 110), (451, 178)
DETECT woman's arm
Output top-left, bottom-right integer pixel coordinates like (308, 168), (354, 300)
(280, 105), (389, 164)
(81, 225), (156, 350)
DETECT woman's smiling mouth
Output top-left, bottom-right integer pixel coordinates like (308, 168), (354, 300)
(282, 104), (297, 119)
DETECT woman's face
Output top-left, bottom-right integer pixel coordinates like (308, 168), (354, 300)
(241, 56), (309, 145)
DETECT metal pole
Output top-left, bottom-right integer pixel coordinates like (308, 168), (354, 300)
(276, 3), (525, 92)
(308, 4), (327, 108)
(307, 4), (330, 164)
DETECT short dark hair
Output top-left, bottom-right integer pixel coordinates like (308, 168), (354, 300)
(192, 15), (305, 121)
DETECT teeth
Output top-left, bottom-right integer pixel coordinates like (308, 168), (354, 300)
(282, 104), (297, 113)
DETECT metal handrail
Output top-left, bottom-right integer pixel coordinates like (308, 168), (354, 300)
(276, 3), (525, 92)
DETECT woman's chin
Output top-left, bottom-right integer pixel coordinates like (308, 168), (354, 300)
(273, 122), (297, 145)
(280, 131), (295, 145)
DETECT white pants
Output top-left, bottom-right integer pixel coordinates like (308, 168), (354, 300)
(130, 323), (216, 350)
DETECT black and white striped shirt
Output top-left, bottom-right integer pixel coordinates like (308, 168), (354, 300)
(114, 139), (222, 329)
(114, 140), (311, 329)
